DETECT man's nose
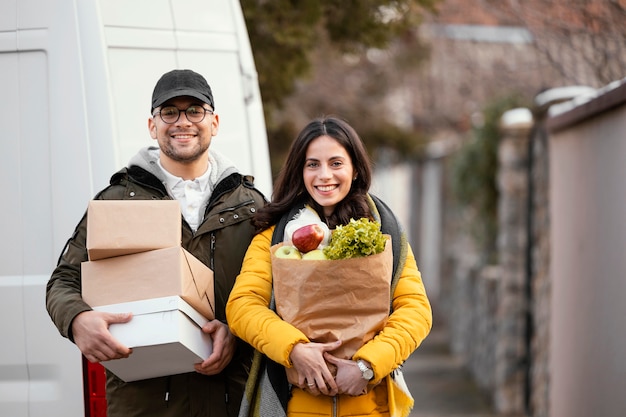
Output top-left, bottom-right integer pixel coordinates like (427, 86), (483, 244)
(176, 111), (193, 125)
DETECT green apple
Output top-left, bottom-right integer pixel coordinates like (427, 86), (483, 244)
(275, 245), (302, 259)
(301, 249), (327, 260)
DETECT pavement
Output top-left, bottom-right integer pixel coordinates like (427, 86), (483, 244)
(402, 306), (499, 417)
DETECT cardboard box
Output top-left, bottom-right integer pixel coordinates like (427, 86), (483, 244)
(93, 296), (213, 382)
(82, 247), (215, 320)
(86, 200), (182, 260)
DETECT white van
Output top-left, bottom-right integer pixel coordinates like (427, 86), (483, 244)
(0, 1), (271, 416)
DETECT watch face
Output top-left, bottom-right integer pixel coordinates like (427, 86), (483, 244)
(357, 360), (374, 380)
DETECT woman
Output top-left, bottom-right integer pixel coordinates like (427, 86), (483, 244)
(226, 116), (432, 416)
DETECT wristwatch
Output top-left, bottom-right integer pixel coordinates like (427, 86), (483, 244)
(356, 359), (374, 380)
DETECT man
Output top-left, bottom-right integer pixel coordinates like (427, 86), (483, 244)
(46, 69), (266, 417)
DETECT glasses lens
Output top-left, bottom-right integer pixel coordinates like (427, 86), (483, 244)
(158, 106), (210, 123)
(185, 106), (205, 123)
(159, 107), (179, 123)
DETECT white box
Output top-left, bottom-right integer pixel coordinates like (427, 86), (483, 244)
(93, 296), (213, 382)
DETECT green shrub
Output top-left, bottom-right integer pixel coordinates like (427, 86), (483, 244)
(450, 95), (524, 260)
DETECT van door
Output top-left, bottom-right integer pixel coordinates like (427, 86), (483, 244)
(0, 38), (85, 417)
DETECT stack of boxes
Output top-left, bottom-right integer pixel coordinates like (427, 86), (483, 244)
(81, 200), (215, 381)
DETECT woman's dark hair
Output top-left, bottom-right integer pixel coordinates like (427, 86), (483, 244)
(254, 116), (373, 230)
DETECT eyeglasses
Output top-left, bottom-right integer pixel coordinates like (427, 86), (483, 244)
(153, 105), (214, 124)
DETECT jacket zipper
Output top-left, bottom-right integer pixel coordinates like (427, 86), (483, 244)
(210, 233), (216, 270)
(216, 198), (255, 214)
(332, 395), (337, 417)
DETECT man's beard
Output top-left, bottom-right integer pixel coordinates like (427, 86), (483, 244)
(161, 140), (209, 164)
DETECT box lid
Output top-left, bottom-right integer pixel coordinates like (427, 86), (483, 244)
(94, 296), (213, 381)
(93, 296), (208, 328)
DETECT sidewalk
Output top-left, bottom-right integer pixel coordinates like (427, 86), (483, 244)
(403, 308), (498, 417)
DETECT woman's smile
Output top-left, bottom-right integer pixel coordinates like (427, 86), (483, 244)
(303, 135), (355, 217)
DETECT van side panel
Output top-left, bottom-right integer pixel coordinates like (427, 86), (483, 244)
(0, 47), (84, 417)
(0, 2), (271, 416)
(0, 47), (27, 398)
(229, 1), (273, 196)
(76, 0), (118, 193)
(0, 278), (28, 417)
(0, 50), (22, 275)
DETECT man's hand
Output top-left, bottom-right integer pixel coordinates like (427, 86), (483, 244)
(194, 320), (236, 375)
(71, 310), (133, 363)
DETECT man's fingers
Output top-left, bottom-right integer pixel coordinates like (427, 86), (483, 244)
(105, 311), (133, 325)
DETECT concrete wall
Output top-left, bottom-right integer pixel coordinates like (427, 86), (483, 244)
(547, 81), (626, 417)
(435, 79), (626, 417)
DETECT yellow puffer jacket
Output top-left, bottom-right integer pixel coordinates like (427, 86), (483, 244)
(227, 226), (432, 416)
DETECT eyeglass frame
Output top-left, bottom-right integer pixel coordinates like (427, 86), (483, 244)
(152, 105), (214, 124)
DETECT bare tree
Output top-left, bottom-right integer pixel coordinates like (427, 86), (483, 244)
(488, 0), (626, 86)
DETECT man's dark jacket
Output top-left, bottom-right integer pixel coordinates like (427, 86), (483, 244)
(47, 147), (267, 417)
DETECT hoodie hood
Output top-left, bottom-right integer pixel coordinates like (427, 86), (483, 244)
(128, 146), (239, 192)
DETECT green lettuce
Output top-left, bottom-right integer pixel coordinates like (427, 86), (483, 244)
(323, 218), (386, 260)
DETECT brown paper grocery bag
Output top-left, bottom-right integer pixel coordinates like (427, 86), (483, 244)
(271, 237), (392, 360)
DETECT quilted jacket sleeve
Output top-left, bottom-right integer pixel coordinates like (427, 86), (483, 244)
(226, 226), (310, 367)
(353, 244), (432, 383)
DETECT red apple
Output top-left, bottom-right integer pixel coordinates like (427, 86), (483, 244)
(291, 224), (324, 254)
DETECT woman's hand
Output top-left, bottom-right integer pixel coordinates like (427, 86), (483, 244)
(289, 340), (341, 396)
(324, 353), (370, 396)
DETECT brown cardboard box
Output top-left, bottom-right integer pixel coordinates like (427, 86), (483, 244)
(93, 296), (213, 382)
(82, 247), (215, 320)
(86, 200), (182, 261)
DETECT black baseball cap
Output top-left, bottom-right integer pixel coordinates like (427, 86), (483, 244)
(151, 69), (215, 112)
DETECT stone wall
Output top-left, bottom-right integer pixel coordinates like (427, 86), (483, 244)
(526, 109), (552, 417)
(494, 114), (532, 414)
(439, 101), (557, 416)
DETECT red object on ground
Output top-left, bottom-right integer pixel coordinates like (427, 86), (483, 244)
(83, 357), (107, 417)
